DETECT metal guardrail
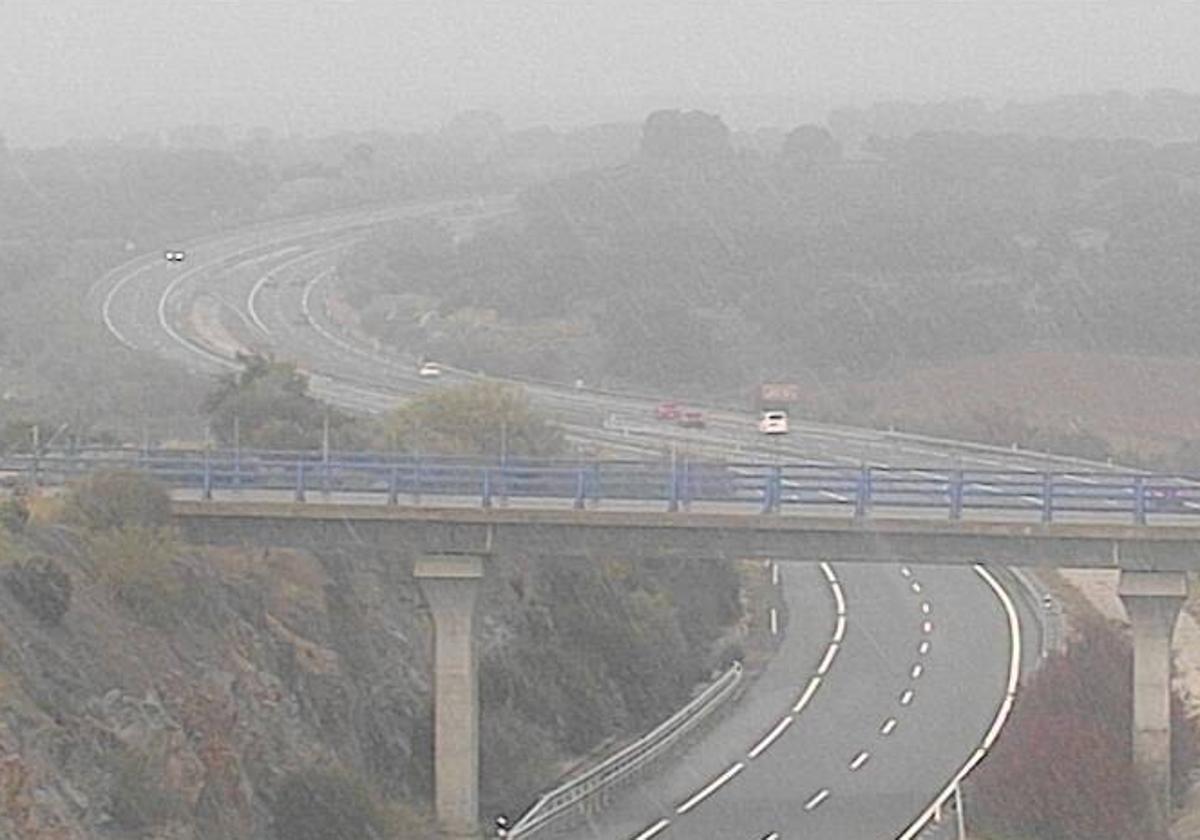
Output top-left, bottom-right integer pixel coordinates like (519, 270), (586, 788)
(4, 447), (1200, 525)
(505, 661), (743, 838)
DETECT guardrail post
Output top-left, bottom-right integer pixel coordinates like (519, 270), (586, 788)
(761, 466), (781, 514)
(667, 461), (680, 512)
(481, 469), (493, 508)
(294, 461), (306, 503)
(1135, 476), (1148, 525)
(574, 469), (587, 510)
(1042, 473), (1054, 524)
(202, 453), (213, 501)
(681, 460), (692, 510)
(949, 469), (964, 520)
(854, 466), (872, 519)
(387, 466), (399, 505)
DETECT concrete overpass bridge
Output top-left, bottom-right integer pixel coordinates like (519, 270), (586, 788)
(8, 449), (1199, 835)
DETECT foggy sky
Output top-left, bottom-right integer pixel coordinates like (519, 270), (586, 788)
(3, 0), (1200, 145)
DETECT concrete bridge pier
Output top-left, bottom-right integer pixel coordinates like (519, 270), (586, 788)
(415, 554), (485, 839)
(1118, 569), (1187, 821)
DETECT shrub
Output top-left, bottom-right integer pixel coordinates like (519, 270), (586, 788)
(108, 747), (183, 831)
(271, 767), (388, 840)
(88, 525), (183, 627)
(0, 494), (30, 533)
(62, 470), (171, 532)
(4, 555), (71, 625)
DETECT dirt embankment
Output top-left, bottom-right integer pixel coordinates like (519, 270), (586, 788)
(0, 518), (744, 840)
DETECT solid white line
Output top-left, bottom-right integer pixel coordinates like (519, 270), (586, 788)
(631, 817), (671, 840)
(803, 789), (830, 811)
(101, 262), (158, 348)
(770, 607), (779, 636)
(911, 664), (924, 679)
(748, 716), (794, 759)
(833, 614), (846, 643)
(900, 689), (915, 706)
(850, 750), (870, 771)
(919, 640), (931, 656)
(881, 717), (898, 736)
(820, 561), (837, 583)
(817, 643), (839, 676)
(246, 245), (331, 335)
(675, 763), (744, 814)
(793, 676), (821, 713)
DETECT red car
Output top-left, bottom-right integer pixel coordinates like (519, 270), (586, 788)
(655, 402), (682, 421)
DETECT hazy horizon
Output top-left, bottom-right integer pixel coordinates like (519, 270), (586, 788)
(4, 0), (1200, 146)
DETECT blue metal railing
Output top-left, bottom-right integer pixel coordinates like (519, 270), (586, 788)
(3, 447), (1199, 524)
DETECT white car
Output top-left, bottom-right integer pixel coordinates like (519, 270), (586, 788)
(163, 250), (186, 262)
(418, 361), (442, 379)
(759, 410), (789, 435)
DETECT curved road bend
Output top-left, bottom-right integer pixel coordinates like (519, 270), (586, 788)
(94, 207), (1030, 839)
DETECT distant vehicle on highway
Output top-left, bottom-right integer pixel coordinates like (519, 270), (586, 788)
(677, 410), (706, 429)
(418, 361), (442, 379)
(655, 402), (682, 421)
(163, 250), (186, 262)
(759, 410), (789, 435)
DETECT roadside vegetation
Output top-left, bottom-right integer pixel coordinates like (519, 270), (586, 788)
(967, 611), (1199, 840)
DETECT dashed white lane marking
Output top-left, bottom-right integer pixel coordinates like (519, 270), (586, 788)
(770, 608), (778, 636)
(771, 562), (780, 586)
(748, 716), (794, 759)
(632, 817), (671, 840)
(911, 581), (922, 593)
(900, 689), (915, 706)
(833, 614), (846, 643)
(918, 640), (931, 656)
(900, 566), (912, 578)
(675, 763), (745, 814)
(817, 643), (839, 676)
(793, 676), (822, 713)
(881, 717), (898, 736)
(911, 664), (924, 679)
(921, 602), (932, 614)
(762, 833), (780, 840)
(803, 789), (831, 811)
(922, 620), (934, 634)
(850, 750), (871, 771)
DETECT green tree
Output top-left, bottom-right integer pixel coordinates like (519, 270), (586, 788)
(379, 381), (563, 457)
(202, 353), (353, 450)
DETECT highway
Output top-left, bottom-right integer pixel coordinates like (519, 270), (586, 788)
(92, 200), (1039, 839)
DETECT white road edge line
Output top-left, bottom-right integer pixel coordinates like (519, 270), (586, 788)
(793, 676), (822, 713)
(631, 817), (671, 840)
(831, 582), (846, 616)
(817, 643), (839, 676)
(819, 561), (837, 583)
(895, 564), (1022, 840)
(833, 614), (846, 643)
(675, 763), (745, 814)
(748, 716), (794, 759)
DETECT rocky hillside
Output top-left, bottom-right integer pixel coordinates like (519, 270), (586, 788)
(0, 477), (745, 839)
